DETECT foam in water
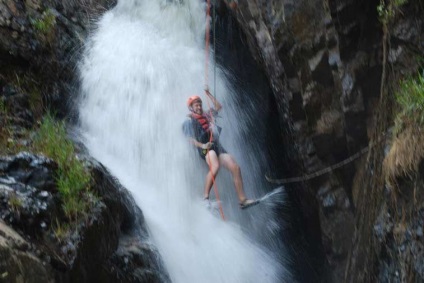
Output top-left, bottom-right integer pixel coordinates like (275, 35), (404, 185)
(78, 0), (290, 282)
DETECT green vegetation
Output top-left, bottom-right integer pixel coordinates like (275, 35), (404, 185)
(377, 0), (408, 101)
(384, 72), (424, 180)
(0, 99), (13, 155)
(32, 9), (56, 35)
(377, 0), (408, 25)
(2, 93), (95, 235)
(33, 114), (94, 220)
(0, 99), (6, 114)
(394, 72), (424, 134)
(0, 73), (44, 155)
(32, 9), (56, 45)
(52, 219), (70, 239)
(8, 193), (22, 211)
(13, 73), (44, 119)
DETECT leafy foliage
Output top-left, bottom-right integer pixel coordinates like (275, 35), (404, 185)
(377, 0), (408, 25)
(32, 9), (56, 34)
(394, 72), (424, 134)
(33, 114), (93, 220)
(384, 72), (424, 180)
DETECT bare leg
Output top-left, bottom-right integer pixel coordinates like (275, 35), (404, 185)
(204, 150), (220, 199)
(218, 153), (247, 203)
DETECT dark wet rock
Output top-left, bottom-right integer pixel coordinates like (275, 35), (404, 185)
(0, 220), (54, 283)
(373, 175), (424, 282)
(108, 234), (170, 283)
(0, 84), (35, 131)
(229, 1), (424, 281)
(0, 153), (58, 237)
(2, 152), (57, 191)
(322, 193), (336, 209)
(316, 179), (354, 280)
(85, 165), (171, 283)
(374, 209), (393, 243)
(0, 0), (117, 118)
(417, 227), (423, 238)
(0, 151), (169, 283)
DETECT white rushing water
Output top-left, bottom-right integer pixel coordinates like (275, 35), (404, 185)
(78, 0), (290, 282)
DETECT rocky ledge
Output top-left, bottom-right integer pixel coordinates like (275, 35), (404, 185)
(0, 152), (169, 283)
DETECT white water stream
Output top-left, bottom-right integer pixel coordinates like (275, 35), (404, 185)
(78, 0), (290, 282)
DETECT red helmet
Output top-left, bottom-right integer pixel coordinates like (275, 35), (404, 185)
(187, 95), (202, 107)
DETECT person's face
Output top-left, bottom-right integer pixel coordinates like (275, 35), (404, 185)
(192, 100), (203, 114)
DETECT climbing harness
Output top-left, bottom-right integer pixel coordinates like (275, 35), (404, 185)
(191, 112), (210, 132)
(204, 0), (226, 220)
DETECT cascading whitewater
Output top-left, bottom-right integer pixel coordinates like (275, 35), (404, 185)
(78, 0), (290, 282)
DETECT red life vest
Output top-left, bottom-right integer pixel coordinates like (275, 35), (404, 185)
(191, 113), (210, 132)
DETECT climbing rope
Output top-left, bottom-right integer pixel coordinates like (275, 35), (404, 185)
(265, 132), (389, 184)
(213, 2), (217, 98)
(265, 146), (369, 184)
(204, 0), (210, 85)
(204, 0), (225, 220)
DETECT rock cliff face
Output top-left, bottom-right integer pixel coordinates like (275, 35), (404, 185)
(0, 0), (116, 117)
(0, 153), (169, 282)
(224, 0), (424, 282)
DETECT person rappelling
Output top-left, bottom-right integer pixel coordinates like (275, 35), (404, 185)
(182, 87), (259, 210)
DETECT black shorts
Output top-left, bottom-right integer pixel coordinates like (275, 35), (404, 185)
(198, 142), (227, 160)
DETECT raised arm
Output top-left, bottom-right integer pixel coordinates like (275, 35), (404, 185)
(205, 88), (222, 112)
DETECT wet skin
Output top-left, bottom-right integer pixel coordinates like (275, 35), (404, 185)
(191, 101), (203, 115)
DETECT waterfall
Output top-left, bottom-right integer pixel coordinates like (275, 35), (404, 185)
(78, 0), (290, 282)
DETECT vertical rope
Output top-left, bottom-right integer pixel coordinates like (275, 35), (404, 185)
(205, 0), (211, 87)
(213, 2), (217, 99)
(205, 0), (225, 220)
